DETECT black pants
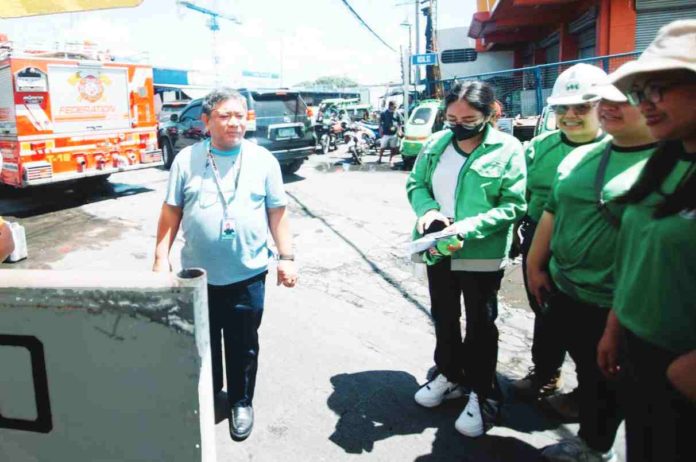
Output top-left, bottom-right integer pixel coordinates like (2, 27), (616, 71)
(427, 259), (504, 399)
(207, 271), (267, 408)
(520, 216), (566, 378)
(547, 290), (623, 452)
(623, 330), (696, 462)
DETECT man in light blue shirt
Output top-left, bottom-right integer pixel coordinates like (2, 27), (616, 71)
(153, 88), (297, 441)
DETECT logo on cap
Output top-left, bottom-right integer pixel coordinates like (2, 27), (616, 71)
(566, 81), (580, 92)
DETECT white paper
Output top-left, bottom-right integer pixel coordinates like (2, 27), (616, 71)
(406, 229), (460, 256)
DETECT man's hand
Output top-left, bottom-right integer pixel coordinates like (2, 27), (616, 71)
(417, 209), (449, 234)
(527, 265), (552, 307)
(277, 260), (298, 288)
(152, 258), (171, 273)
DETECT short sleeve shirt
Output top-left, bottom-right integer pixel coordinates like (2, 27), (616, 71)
(546, 139), (655, 306)
(380, 110), (402, 135)
(165, 140), (287, 285)
(614, 158), (696, 353)
(525, 130), (607, 222)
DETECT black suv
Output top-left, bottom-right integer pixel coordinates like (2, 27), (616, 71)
(158, 89), (314, 174)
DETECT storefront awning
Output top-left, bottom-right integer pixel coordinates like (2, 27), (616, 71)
(0, 0), (143, 18)
(468, 0), (586, 48)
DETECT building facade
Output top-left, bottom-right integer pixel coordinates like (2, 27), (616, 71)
(468, 0), (696, 69)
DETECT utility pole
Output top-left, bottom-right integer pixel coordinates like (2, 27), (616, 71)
(414, 0), (420, 86)
(400, 45), (409, 119)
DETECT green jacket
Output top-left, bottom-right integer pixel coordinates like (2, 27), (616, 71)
(406, 126), (527, 271)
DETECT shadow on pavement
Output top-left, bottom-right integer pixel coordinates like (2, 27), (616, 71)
(281, 172), (306, 184)
(0, 181), (153, 218)
(497, 375), (567, 434)
(328, 370), (546, 461)
(214, 391), (228, 424)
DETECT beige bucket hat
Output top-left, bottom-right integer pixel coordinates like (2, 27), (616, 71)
(610, 19), (696, 92)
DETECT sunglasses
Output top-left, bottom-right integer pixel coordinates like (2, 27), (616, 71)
(627, 84), (671, 106)
(552, 102), (596, 115)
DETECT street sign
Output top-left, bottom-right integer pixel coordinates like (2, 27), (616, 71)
(411, 53), (438, 66)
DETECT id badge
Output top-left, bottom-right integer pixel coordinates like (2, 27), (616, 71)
(220, 217), (236, 240)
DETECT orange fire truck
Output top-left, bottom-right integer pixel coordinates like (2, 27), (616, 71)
(0, 39), (162, 188)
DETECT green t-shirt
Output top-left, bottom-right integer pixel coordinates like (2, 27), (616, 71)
(525, 130), (607, 222)
(614, 159), (696, 354)
(546, 139), (655, 307)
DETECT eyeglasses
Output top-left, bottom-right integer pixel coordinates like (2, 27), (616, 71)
(626, 84), (669, 106)
(552, 103), (596, 115)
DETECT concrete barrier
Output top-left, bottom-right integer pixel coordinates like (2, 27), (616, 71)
(0, 268), (216, 462)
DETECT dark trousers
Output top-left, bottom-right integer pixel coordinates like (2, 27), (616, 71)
(207, 271), (266, 408)
(623, 330), (696, 462)
(520, 216), (566, 378)
(547, 291), (623, 452)
(427, 259), (504, 399)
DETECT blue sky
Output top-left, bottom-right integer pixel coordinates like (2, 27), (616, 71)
(0, 0), (476, 86)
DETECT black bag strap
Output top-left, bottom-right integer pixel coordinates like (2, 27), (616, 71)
(595, 143), (622, 228)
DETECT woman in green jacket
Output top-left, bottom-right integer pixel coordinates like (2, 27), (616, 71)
(406, 80), (526, 437)
(597, 20), (696, 462)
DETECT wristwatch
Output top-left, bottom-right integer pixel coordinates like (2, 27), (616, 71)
(278, 254), (295, 261)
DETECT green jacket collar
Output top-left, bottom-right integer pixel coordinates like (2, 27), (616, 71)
(428, 125), (503, 159)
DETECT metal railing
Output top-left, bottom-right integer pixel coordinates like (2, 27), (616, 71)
(426, 52), (641, 118)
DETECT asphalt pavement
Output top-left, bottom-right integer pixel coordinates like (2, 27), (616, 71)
(0, 146), (625, 461)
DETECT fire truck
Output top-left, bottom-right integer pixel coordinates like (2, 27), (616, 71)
(0, 38), (162, 188)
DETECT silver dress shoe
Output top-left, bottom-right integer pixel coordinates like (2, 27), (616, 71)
(230, 405), (254, 441)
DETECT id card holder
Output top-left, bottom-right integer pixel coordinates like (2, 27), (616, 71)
(220, 217), (236, 240)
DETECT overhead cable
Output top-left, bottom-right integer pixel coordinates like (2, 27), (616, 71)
(339, 0), (397, 52)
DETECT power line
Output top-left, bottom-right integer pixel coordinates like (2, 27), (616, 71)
(339, 0), (396, 52)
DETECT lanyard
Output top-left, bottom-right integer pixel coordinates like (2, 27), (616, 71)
(206, 143), (243, 217)
(594, 142), (622, 228)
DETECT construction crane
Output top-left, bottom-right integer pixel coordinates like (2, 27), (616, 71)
(177, 1), (241, 84)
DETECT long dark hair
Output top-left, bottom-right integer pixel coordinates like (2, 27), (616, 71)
(444, 80), (496, 118)
(617, 140), (696, 217)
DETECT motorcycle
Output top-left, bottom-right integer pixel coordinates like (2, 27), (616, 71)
(315, 117), (339, 155)
(343, 123), (373, 165)
(355, 120), (380, 152)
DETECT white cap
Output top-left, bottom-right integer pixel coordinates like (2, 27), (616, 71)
(611, 20), (696, 92)
(547, 63), (608, 106)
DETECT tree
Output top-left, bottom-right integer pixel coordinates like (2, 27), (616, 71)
(296, 76), (359, 88)
(315, 76), (359, 88)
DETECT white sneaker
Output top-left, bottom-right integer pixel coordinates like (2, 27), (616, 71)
(541, 437), (618, 462)
(414, 374), (464, 408)
(455, 391), (484, 437)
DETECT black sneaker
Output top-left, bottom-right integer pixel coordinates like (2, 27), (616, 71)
(511, 367), (563, 400)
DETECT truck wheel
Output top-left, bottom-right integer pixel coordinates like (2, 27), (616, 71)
(160, 138), (174, 168)
(281, 159), (303, 175)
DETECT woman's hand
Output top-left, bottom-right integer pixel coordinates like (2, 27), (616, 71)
(526, 264), (552, 307)
(417, 209), (449, 234)
(667, 351), (696, 403)
(597, 310), (622, 379)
